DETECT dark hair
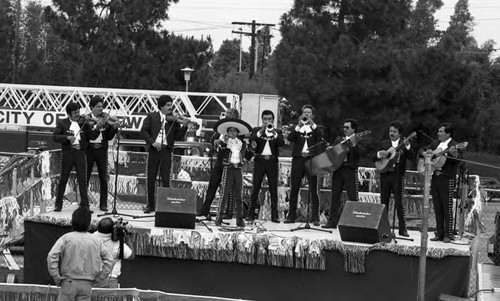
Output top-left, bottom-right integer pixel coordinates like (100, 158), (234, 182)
(89, 96), (104, 109)
(66, 102), (80, 115)
(301, 104), (315, 115)
(71, 207), (92, 232)
(389, 120), (404, 134)
(439, 122), (453, 135)
(344, 118), (358, 132)
(98, 217), (114, 234)
(227, 126), (240, 133)
(261, 110), (274, 120)
(157, 95), (173, 109)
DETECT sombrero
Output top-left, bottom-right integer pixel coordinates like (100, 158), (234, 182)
(213, 118), (252, 135)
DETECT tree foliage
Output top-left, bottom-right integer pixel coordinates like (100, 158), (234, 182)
(0, 0), (15, 82)
(273, 0), (500, 154)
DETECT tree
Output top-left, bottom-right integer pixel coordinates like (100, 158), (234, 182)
(0, 0), (15, 83)
(43, 0), (213, 91)
(212, 39), (249, 77)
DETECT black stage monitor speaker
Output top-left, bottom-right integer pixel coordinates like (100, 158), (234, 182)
(155, 187), (197, 229)
(338, 201), (392, 244)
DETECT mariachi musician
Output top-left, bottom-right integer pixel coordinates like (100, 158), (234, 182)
(86, 96), (120, 212)
(422, 123), (463, 243)
(373, 120), (414, 237)
(53, 102), (100, 212)
(197, 108), (240, 218)
(140, 95), (189, 214)
(323, 118), (365, 229)
(285, 104), (323, 225)
(212, 117), (252, 227)
(246, 110), (284, 223)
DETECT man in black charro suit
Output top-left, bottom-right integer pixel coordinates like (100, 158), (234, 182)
(53, 102), (100, 212)
(246, 110), (284, 223)
(373, 120), (413, 237)
(422, 123), (462, 243)
(86, 96), (119, 212)
(285, 104), (323, 225)
(140, 95), (189, 214)
(323, 118), (365, 229)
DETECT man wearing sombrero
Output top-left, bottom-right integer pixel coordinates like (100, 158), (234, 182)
(212, 117), (252, 227)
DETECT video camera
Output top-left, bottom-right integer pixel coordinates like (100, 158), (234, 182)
(111, 218), (131, 242)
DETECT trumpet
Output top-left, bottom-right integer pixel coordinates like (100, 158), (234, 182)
(267, 123), (274, 130)
(301, 116), (309, 124)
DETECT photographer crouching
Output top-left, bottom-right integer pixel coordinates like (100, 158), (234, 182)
(92, 217), (135, 288)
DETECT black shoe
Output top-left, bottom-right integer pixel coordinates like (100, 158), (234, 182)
(214, 219), (222, 226)
(321, 222), (337, 229)
(398, 229), (409, 237)
(196, 210), (209, 217)
(312, 220), (320, 226)
(284, 217), (296, 224)
(143, 206), (155, 214)
(222, 213), (233, 219)
(236, 220), (245, 227)
(54, 205), (62, 212)
(430, 236), (443, 242)
(271, 218), (280, 223)
(100, 206), (108, 212)
(443, 237), (452, 243)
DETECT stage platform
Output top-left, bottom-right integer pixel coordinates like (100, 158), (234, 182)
(23, 205), (471, 301)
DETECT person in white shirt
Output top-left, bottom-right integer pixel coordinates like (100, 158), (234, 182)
(92, 217), (134, 288)
(246, 110), (284, 223)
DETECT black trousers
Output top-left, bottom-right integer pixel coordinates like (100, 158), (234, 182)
(146, 148), (172, 210)
(55, 149), (89, 208)
(329, 165), (359, 225)
(288, 156), (319, 221)
(86, 147), (109, 207)
(217, 166), (243, 222)
(380, 172), (406, 230)
(248, 157), (279, 220)
(200, 162), (235, 216)
(431, 174), (455, 239)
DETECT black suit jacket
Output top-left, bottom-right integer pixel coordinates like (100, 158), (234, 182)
(248, 127), (284, 157)
(89, 120), (118, 150)
(53, 117), (99, 151)
(287, 125), (324, 157)
(140, 112), (188, 151)
(219, 138), (247, 166)
(424, 139), (461, 178)
(374, 139), (414, 175)
(333, 135), (366, 169)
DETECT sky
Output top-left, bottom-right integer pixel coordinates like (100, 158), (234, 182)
(164, 0), (500, 59)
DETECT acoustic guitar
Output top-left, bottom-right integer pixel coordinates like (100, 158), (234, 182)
(323, 130), (372, 173)
(375, 132), (417, 173)
(417, 142), (468, 174)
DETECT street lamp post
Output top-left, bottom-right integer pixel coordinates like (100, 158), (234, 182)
(181, 67), (194, 92)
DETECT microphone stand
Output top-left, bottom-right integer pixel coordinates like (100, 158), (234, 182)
(98, 123), (135, 218)
(291, 140), (331, 233)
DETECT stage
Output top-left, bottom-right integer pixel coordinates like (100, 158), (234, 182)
(24, 205), (471, 301)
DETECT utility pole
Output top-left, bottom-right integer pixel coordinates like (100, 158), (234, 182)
(238, 28), (243, 72)
(232, 20), (274, 79)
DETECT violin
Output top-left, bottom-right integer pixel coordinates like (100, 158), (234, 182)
(81, 113), (121, 129)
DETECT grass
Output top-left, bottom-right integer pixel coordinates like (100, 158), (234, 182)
(464, 152), (500, 179)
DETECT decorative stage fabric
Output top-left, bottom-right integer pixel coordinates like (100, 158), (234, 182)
(23, 220), (471, 301)
(25, 217), (470, 274)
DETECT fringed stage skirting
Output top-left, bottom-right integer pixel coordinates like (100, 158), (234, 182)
(25, 215), (470, 274)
